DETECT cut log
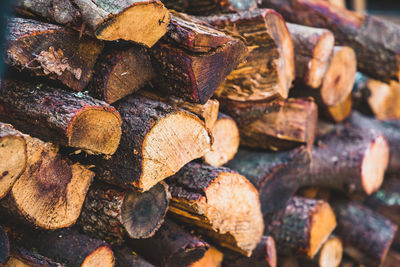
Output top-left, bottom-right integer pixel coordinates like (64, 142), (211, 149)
(332, 200), (397, 267)
(298, 235), (343, 267)
(222, 236), (277, 267)
(78, 181), (169, 244)
(0, 226), (9, 265)
(189, 246), (223, 267)
(14, 0), (170, 47)
(225, 146), (311, 214)
(383, 250), (400, 267)
(88, 45), (153, 104)
(163, 0), (258, 15)
(167, 162), (264, 256)
(0, 79), (122, 155)
(201, 9), (295, 102)
(321, 93), (352, 123)
(0, 135), (94, 229)
(113, 245), (154, 267)
(203, 113), (239, 167)
(127, 219), (209, 267)
(220, 98), (318, 150)
(0, 123), (27, 200)
(264, 196), (337, 258)
(324, 0), (346, 8)
(5, 246), (62, 267)
(93, 95), (211, 191)
(6, 17), (103, 91)
(258, 0), (400, 82)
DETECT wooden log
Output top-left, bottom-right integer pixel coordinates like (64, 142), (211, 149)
(78, 181), (169, 244)
(201, 9), (295, 102)
(6, 17), (103, 92)
(167, 162), (264, 256)
(298, 235), (343, 267)
(0, 79), (122, 155)
(0, 226), (9, 265)
(163, 0), (258, 15)
(332, 200), (397, 267)
(264, 196), (337, 258)
(320, 93), (352, 123)
(203, 113), (239, 167)
(0, 123), (27, 200)
(324, 0), (346, 8)
(127, 219), (210, 267)
(383, 250), (400, 267)
(0, 135), (94, 230)
(220, 98), (318, 150)
(92, 95), (212, 191)
(5, 246), (62, 267)
(258, 0), (400, 82)
(113, 245), (154, 267)
(225, 146), (311, 214)
(14, 0), (170, 47)
(190, 246), (223, 267)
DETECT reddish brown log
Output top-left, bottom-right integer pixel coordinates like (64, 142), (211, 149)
(113, 246), (154, 267)
(163, 0), (258, 15)
(0, 226), (9, 265)
(383, 250), (400, 267)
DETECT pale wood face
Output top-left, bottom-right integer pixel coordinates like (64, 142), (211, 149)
(319, 237), (343, 267)
(82, 246), (114, 267)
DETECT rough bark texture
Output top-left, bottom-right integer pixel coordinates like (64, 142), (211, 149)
(113, 245), (154, 267)
(225, 146), (311, 214)
(6, 17), (103, 91)
(0, 135), (94, 230)
(93, 95), (212, 191)
(0, 123), (27, 200)
(167, 162), (264, 256)
(321, 93), (352, 123)
(6, 246), (62, 267)
(78, 181), (169, 244)
(14, 0), (170, 47)
(163, 0), (258, 15)
(220, 98), (318, 150)
(202, 9), (295, 102)
(128, 219), (210, 267)
(0, 226), (9, 265)
(258, 0), (400, 82)
(297, 235), (343, 267)
(264, 196), (337, 258)
(332, 200), (397, 267)
(0, 79), (122, 155)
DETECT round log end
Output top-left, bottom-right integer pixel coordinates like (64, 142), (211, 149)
(190, 246), (223, 267)
(361, 135), (389, 195)
(0, 226), (9, 265)
(325, 94), (353, 123)
(319, 236), (343, 267)
(121, 182), (169, 239)
(82, 245), (114, 267)
(95, 2), (170, 47)
(69, 108), (122, 155)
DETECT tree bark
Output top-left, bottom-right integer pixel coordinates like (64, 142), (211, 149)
(0, 123), (27, 200)
(0, 79), (122, 155)
(201, 9), (295, 102)
(383, 250), (400, 267)
(163, 0), (258, 15)
(298, 235), (343, 267)
(6, 17), (103, 91)
(258, 0), (400, 82)
(167, 162), (264, 256)
(0, 226), (9, 265)
(113, 245), (154, 267)
(78, 181), (169, 244)
(5, 246), (62, 267)
(14, 0), (170, 47)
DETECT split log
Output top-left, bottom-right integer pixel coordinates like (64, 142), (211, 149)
(0, 226), (9, 265)
(220, 98), (318, 150)
(332, 200), (397, 267)
(88, 45), (153, 104)
(298, 235), (343, 267)
(167, 162), (264, 256)
(0, 79), (122, 155)
(0, 135), (94, 229)
(321, 93), (352, 123)
(163, 0), (258, 15)
(6, 17), (103, 91)
(203, 113), (239, 167)
(5, 246), (62, 267)
(258, 0), (400, 82)
(201, 9), (295, 102)
(0, 123), (27, 200)
(113, 245), (154, 267)
(190, 247), (223, 267)
(93, 95), (212, 191)
(128, 219), (210, 267)
(78, 181), (169, 244)
(14, 0), (170, 47)
(264, 196), (337, 258)
(225, 146), (311, 214)
(287, 23), (335, 89)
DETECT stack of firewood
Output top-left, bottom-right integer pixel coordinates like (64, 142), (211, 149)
(1, 0), (400, 266)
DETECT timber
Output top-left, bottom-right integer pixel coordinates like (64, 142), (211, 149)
(220, 98), (318, 150)
(14, 0), (170, 47)
(163, 0), (258, 15)
(78, 181), (169, 244)
(0, 135), (94, 230)
(0, 226), (9, 265)
(202, 9), (295, 102)
(321, 94), (352, 123)
(113, 246), (154, 267)
(0, 123), (27, 200)
(6, 17), (103, 91)
(167, 162), (264, 256)
(298, 235), (343, 267)
(264, 196), (337, 258)
(128, 219), (209, 267)
(0, 79), (122, 155)
(190, 247), (223, 267)
(5, 246), (62, 267)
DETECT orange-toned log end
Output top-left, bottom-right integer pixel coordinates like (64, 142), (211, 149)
(203, 113), (240, 167)
(0, 123), (27, 200)
(190, 246), (223, 267)
(323, 94), (352, 123)
(95, 1), (170, 47)
(82, 245), (114, 267)
(318, 236), (343, 267)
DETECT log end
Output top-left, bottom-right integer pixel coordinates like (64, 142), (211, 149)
(324, 94), (353, 123)
(0, 226), (9, 265)
(95, 2), (170, 47)
(82, 245), (114, 267)
(319, 236), (343, 267)
(190, 246), (223, 267)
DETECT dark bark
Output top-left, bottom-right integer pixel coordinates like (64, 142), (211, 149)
(163, 0), (258, 15)
(113, 245), (154, 267)
(0, 79), (122, 155)
(6, 246), (62, 267)
(0, 226), (9, 265)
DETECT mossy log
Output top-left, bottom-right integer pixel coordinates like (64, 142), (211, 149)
(14, 0), (170, 47)
(0, 79), (122, 155)
(163, 0), (258, 15)
(113, 245), (154, 267)
(167, 162), (264, 256)
(298, 235), (343, 267)
(0, 226), (9, 265)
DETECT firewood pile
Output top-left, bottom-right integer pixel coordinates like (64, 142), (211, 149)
(1, 0), (400, 266)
